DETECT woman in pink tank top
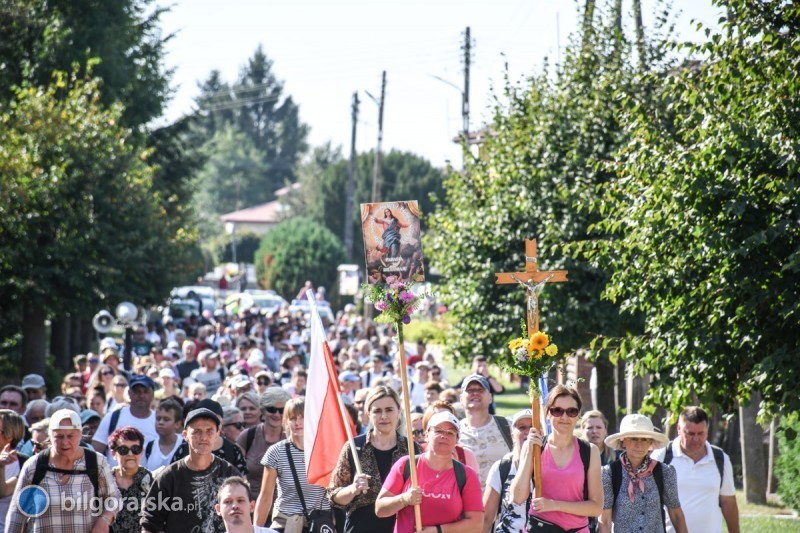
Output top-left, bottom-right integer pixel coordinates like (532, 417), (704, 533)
(510, 385), (603, 532)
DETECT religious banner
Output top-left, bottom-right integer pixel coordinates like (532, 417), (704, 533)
(361, 200), (425, 284)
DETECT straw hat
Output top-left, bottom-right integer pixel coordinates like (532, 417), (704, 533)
(605, 414), (670, 450)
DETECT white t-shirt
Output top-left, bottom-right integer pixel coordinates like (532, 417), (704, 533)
(459, 416), (512, 488)
(651, 439), (736, 533)
(486, 453), (530, 533)
(254, 526), (278, 533)
(143, 435), (184, 472)
(92, 406), (158, 467)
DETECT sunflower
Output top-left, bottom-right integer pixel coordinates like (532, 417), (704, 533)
(508, 338), (526, 351)
(529, 332), (549, 352)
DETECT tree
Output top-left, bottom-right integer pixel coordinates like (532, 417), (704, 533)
(426, 1), (674, 374)
(577, 0), (800, 418)
(254, 217), (346, 301)
(194, 46), (309, 209)
(0, 71), (186, 375)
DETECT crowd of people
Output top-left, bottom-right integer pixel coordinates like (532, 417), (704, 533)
(0, 293), (740, 533)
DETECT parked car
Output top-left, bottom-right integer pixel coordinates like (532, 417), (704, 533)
(171, 285), (217, 313)
(245, 289), (287, 315)
(288, 298), (335, 325)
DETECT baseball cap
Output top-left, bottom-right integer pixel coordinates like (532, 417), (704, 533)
(511, 409), (533, 427)
(49, 409), (82, 431)
(80, 409), (102, 425)
(427, 411), (460, 432)
(128, 375), (156, 390)
(338, 371), (360, 382)
(461, 374), (490, 391)
(184, 407), (221, 428)
(21, 374), (46, 390)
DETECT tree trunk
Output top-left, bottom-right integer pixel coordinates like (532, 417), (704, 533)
(626, 364), (648, 415)
(21, 305), (48, 377)
(595, 355), (618, 431)
(615, 361), (626, 431)
(612, 0), (623, 61)
(632, 0), (647, 70)
(79, 318), (94, 354)
(740, 393), (767, 504)
(51, 317), (71, 372)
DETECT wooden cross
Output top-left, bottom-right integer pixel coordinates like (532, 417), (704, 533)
(495, 239), (568, 336)
(494, 239), (568, 497)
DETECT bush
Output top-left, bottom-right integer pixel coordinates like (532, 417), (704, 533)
(254, 217), (346, 301)
(776, 413), (800, 512)
(403, 318), (449, 345)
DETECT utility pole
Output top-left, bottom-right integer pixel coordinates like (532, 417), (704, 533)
(343, 92), (359, 261)
(368, 71), (387, 203)
(462, 26), (471, 140)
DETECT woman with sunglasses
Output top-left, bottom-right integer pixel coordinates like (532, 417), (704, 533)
(328, 386), (418, 533)
(109, 426), (153, 533)
(88, 364), (117, 400)
(376, 410), (485, 532)
(221, 406), (246, 442)
(254, 398), (332, 530)
(511, 385), (603, 532)
(237, 388), (291, 500)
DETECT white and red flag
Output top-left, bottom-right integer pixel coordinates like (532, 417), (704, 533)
(304, 291), (353, 486)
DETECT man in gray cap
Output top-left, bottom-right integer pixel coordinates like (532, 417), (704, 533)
(458, 374), (513, 489)
(142, 407), (240, 533)
(20, 374), (47, 401)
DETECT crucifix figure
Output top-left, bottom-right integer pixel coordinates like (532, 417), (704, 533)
(494, 239), (568, 497)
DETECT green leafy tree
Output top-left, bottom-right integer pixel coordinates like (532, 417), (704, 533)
(254, 217), (346, 300)
(194, 46), (309, 210)
(426, 1), (672, 371)
(577, 0), (800, 416)
(0, 71), (186, 375)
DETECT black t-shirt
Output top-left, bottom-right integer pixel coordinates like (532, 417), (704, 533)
(141, 455), (240, 533)
(171, 437), (247, 477)
(175, 360), (200, 381)
(344, 446), (397, 533)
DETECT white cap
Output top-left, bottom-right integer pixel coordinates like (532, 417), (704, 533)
(49, 409), (82, 432)
(427, 411), (460, 432)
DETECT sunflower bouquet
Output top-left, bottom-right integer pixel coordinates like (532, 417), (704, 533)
(504, 320), (562, 397)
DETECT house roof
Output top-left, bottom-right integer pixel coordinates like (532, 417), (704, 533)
(221, 200), (282, 224)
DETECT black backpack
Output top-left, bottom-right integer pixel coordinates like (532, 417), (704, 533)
(664, 444), (725, 486)
(493, 415), (514, 451)
(32, 448), (99, 497)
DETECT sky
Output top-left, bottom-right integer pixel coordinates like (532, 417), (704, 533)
(156, 0), (723, 167)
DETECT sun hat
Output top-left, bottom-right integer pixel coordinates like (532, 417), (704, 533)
(49, 409), (82, 431)
(605, 413), (670, 450)
(427, 411), (460, 433)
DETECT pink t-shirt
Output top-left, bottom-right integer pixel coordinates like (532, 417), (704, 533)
(529, 437), (589, 532)
(383, 455), (484, 533)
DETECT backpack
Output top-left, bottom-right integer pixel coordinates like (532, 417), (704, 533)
(32, 448), (99, 497)
(663, 444), (725, 487)
(402, 455), (467, 494)
(493, 415), (513, 451)
(610, 459), (666, 526)
(244, 426), (258, 455)
(107, 408), (122, 435)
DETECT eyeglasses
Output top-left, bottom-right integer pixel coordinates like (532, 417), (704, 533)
(431, 371), (441, 376)
(112, 444), (143, 455)
(264, 406), (284, 414)
(412, 429), (425, 437)
(464, 388), (485, 395)
(549, 407), (580, 418)
(101, 371), (114, 376)
(32, 440), (50, 451)
(114, 383), (127, 388)
(224, 422), (245, 430)
(257, 380), (270, 386)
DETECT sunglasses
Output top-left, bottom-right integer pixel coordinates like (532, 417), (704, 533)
(549, 407), (580, 418)
(224, 422), (245, 430)
(32, 440), (50, 451)
(412, 429), (425, 437)
(257, 380), (270, 386)
(264, 406), (284, 414)
(101, 371), (114, 376)
(112, 444), (143, 456)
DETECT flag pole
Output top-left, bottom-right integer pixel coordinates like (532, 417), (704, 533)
(307, 290), (362, 475)
(397, 323), (423, 532)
